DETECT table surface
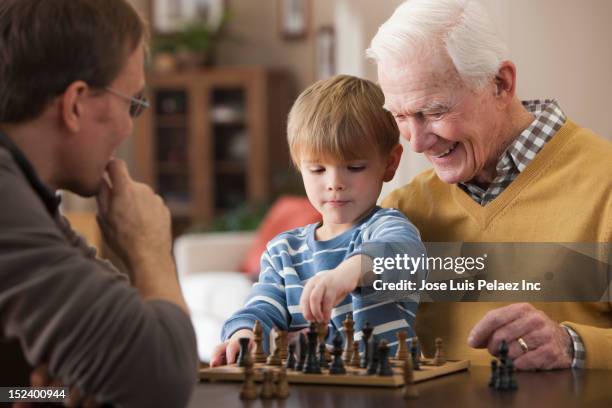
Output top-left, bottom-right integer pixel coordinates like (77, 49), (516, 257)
(189, 366), (612, 408)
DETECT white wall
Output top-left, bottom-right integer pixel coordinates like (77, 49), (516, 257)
(333, 0), (612, 199)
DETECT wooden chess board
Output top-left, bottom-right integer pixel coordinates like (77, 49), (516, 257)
(199, 358), (470, 387)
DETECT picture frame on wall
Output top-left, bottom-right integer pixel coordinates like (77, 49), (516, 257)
(316, 26), (335, 80)
(151, 0), (226, 34)
(278, 0), (309, 40)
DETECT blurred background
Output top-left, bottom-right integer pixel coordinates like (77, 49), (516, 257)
(62, 0), (612, 245)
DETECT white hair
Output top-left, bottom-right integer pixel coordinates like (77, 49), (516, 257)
(366, 0), (509, 90)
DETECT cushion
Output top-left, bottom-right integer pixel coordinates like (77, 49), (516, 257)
(239, 196), (321, 278)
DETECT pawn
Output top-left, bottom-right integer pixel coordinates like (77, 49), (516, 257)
(260, 369), (275, 399)
(350, 341), (361, 367)
(286, 343), (297, 370)
(402, 358), (419, 399)
(237, 337), (250, 367)
(276, 368), (290, 399)
(488, 360), (498, 388)
(239, 357), (258, 400)
(329, 332), (346, 374)
(395, 330), (409, 361)
(377, 339), (394, 376)
(433, 337), (446, 366)
(318, 341), (329, 369)
(410, 337), (420, 370)
(296, 332), (307, 371)
(251, 320), (267, 363)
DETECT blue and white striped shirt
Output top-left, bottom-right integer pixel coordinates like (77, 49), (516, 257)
(221, 207), (427, 354)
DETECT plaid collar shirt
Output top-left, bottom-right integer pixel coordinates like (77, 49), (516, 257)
(459, 99), (566, 206)
(458, 99), (585, 368)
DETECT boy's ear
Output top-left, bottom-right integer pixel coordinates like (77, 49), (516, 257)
(383, 143), (403, 182)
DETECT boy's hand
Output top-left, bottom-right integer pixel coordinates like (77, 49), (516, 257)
(210, 329), (254, 367)
(300, 256), (364, 322)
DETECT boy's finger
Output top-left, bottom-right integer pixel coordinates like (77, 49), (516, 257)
(309, 286), (325, 322)
(226, 341), (240, 364)
(300, 281), (314, 321)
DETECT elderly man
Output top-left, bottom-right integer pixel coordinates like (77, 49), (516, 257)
(368, 0), (612, 370)
(0, 0), (197, 406)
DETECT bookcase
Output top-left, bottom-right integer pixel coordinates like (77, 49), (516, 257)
(134, 66), (294, 233)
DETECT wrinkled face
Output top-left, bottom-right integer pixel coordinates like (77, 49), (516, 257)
(378, 54), (501, 184)
(300, 152), (389, 238)
(62, 43), (145, 196)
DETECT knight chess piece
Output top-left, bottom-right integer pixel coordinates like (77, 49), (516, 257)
(342, 314), (354, 364)
(402, 358), (419, 399)
(395, 330), (409, 361)
(433, 337), (446, 366)
(377, 339), (394, 376)
(239, 356), (258, 400)
(303, 323), (322, 374)
(252, 320), (267, 363)
(350, 341), (360, 367)
(329, 332), (346, 374)
(360, 322), (374, 368)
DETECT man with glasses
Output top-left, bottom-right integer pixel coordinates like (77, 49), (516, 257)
(0, 0), (198, 406)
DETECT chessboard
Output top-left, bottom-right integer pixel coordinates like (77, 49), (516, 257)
(199, 358), (470, 387)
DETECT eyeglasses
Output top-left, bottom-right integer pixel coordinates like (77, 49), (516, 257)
(104, 86), (150, 118)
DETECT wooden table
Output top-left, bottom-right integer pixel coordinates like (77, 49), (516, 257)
(189, 366), (612, 407)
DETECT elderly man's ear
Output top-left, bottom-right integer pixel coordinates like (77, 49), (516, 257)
(383, 143), (403, 182)
(493, 61), (517, 102)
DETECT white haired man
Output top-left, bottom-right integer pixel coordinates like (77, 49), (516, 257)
(368, 0), (612, 370)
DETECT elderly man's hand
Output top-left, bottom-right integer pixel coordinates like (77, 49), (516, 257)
(468, 303), (573, 370)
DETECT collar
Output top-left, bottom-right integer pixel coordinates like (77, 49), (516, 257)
(0, 130), (61, 215)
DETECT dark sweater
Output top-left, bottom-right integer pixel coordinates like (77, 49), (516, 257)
(0, 132), (198, 407)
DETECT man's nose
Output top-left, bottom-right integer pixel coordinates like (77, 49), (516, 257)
(400, 117), (436, 153)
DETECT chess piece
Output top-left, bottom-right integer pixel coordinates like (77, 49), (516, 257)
(395, 330), (409, 361)
(286, 343), (297, 370)
(433, 337), (446, 366)
(329, 332), (346, 374)
(498, 340), (509, 366)
(489, 359), (498, 388)
(296, 332), (307, 371)
(319, 341), (329, 369)
(260, 369), (275, 399)
(410, 337), (420, 370)
(278, 330), (288, 360)
(402, 358), (419, 399)
(303, 323), (322, 374)
(506, 359), (518, 390)
(267, 331), (282, 366)
(366, 336), (380, 375)
(497, 362), (508, 390)
(315, 322), (332, 362)
(252, 320), (267, 363)
(377, 339), (394, 376)
(360, 322), (374, 368)
(342, 314), (355, 364)
(350, 341), (360, 367)
(275, 367), (290, 399)
(237, 337), (250, 367)
(239, 357), (258, 400)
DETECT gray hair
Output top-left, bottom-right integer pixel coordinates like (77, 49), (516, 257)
(366, 0), (509, 90)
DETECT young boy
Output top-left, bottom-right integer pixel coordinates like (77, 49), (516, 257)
(211, 75), (426, 366)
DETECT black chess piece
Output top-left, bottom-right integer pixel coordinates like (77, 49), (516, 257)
(296, 332), (307, 371)
(410, 338), (420, 370)
(507, 359), (518, 390)
(318, 341), (329, 369)
(329, 332), (346, 374)
(367, 336), (380, 375)
(286, 343), (297, 370)
(237, 337), (250, 367)
(377, 339), (393, 376)
(303, 323), (322, 374)
(498, 340), (509, 366)
(489, 359), (498, 387)
(360, 322), (374, 368)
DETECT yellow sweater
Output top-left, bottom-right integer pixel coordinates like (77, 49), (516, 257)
(382, 120), (612, 368)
